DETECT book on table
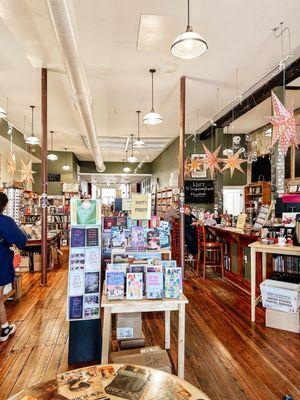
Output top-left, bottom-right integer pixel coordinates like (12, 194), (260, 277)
(126, 272), (143, 300)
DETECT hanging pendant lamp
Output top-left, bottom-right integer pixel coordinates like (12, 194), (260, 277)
(47, 130), (58, 161)
(123, 151), (131, 173)
(171, 0), (208, 59)
(127, 134), (138, 163)
(143, 69), (163, 125)
(25, 105), (40, 145)
(62, 147), (71, 170)
(134, 111), (146, 148)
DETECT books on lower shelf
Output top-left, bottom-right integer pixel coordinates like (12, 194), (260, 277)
(273, 255), (300, 275)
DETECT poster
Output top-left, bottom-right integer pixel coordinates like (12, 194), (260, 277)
(131, 194), (151, 220)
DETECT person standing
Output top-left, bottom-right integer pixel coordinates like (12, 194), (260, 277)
(0, 192), (27, 341)
(184, 205), (199, 257)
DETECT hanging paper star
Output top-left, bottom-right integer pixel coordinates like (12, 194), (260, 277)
(7, 154), (17, 177)
(221, 148), (246, 177)
(190, 156), (203, 171)
(265, 91), (299, 155)
(19, 160), (35, 186)
(202, 144), (222, 179)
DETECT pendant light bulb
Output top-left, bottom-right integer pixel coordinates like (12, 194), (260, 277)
(128, 134), (138, 163)
(123, 152), (131, 173)
(62, 147), (70, 170)
(47, 130), (58, 161)
(133, 111), (146, 148)
(25, 105), (40, 145)
(143, 69), (163, 125)
(171, 0), (208, 59)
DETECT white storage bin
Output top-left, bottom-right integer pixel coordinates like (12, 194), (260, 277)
(260, 279), (300, 313)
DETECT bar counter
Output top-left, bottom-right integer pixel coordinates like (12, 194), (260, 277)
(207, 225), (260, 291)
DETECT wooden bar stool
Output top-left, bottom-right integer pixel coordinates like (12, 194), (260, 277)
(196, 225), (224, 279)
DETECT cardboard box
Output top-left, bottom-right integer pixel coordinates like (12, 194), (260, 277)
(118, 333), (145, 350)
(33, 254), (42, 272)
(116, 312), (142, 340)
(260, 280), (300, 313)
(110, 346), (172, 374)
(266, 308), (300, 333)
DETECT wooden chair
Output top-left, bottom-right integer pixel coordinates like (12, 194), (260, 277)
(196, 225), (224, 279)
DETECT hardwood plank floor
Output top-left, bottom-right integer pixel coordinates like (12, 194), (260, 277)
(0, 254), (299, 399)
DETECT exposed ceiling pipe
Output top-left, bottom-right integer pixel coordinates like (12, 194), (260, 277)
(47, 0), (105, 172)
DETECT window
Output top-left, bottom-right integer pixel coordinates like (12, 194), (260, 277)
(101, 188), (116, 205)
(141, 178), (152, 194)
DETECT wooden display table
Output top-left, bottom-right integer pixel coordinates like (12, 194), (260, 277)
(8, 363), (210, 400)
(101, 288), (188, 379)
(249, 241), (300, 322)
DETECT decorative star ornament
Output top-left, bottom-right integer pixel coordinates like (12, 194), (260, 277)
(265, 91), (299, 155)
(19, 160), (35, 186)
(221, 148), (246, 177)
(7, 154), (17, 177)
(202, 144), (222, 179)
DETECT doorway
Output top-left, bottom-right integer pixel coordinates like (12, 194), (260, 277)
(223, 186), (244, 215)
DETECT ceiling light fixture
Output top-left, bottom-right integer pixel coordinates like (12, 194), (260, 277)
(62, 147), (71, 170)
(7, 123), (13, 135)
(25, 105), (40, 145)
(143, 69), (163, 125)
(0, 106), (6, 119)
(171, 0), (208, 59)
(123, 151), (131, 173)
(47, 130), (58, 161)
(127, 134), (138, 163)
(134, 111), (146, 148)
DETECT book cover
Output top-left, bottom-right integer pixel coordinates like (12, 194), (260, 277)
(85, 247), (101, 270)
(147, 228), (160, 250)
(164, 267), (182, 298)
(86, 227), (99, 246)
(69, 248), (85, 270)
(71, 227), (86, 247)
(159, 232), (170, 249)
(146, 268), (164, 299)
(83, 294), (100, 319)
(131, 226), (146, 248)
(105, 364), (151, 400)
(76, 200), (98, 225)
(85, 272), (100, 294)
(140, 220), (149, 229)
(69, 270), (85, 296)
(161, 260), (177, 269)
(106, 263), (128, 273)
(104, 216), (117, 229)
(111, 227), (126, 248)
(69, 296), (83, 319)
(106, 271), (125, 300)
(126, 273), (143, 300)
(117, 216), (126, 227)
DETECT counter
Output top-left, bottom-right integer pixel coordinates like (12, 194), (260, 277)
(207, 225), (260, 291)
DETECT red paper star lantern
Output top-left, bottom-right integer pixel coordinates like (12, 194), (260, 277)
(202, 145), (222, 179)
(221, 148), (246, 177)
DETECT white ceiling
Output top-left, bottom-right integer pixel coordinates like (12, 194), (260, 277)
(0, 0), (299, 164)
(80, 172), (151, 186)
(0, 136), (40, 163)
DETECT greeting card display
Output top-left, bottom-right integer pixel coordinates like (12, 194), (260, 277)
(126, 273), (143, 300)
(67, 199), (101, 321)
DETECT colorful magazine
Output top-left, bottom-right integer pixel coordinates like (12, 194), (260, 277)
(126, 273), (143, 300)
(164, 267), (182, 298)
(147, 228), (160, 250)
(111, 227), (126, 248)
(106, 271), (125, 300)
(146, 267), (164, 299)
(131, 226), (146, 249)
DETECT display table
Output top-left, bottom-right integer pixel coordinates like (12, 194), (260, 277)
(111, 248), (172, 262)
(249, 241), (300, 322)
(101, 288), (188, 379)
(24, 230), (61, 271)
(8, 363), (210, 400)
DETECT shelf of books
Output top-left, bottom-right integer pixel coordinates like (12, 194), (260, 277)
(155, 187), (180, 219)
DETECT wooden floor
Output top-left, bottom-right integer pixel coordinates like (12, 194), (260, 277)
(0, 254), (299, 400)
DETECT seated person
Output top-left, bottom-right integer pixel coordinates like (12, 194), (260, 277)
(184, 205), (200, 257)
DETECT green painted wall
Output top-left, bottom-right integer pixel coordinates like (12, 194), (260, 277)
(151, 138), (179, 189)
(79, 161), (152, 175)
(32, 151), (78, 195)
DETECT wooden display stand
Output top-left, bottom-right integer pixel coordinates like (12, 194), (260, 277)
(101, 286), (188, 379)
(244, 181), (271, 208)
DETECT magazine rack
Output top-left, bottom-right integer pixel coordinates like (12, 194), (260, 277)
(110, 248), (172, 262)
(101, 285), (188, 379)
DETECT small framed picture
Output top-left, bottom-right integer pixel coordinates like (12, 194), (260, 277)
(190, 154), (207, 179)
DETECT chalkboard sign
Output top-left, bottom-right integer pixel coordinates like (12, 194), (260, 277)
(48, 173), (61, 182)
(184, 180), (214, 203)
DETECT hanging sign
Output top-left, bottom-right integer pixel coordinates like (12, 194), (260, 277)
(131, 194), (151, 220)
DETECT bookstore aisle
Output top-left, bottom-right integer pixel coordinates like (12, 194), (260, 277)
(0, 261), (299, 400)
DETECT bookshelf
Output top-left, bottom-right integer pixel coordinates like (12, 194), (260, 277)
(244, 181), (271, 209)
(155, 187), (180, 219)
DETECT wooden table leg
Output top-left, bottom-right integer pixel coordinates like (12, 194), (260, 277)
(178, 303), (185, 379)
(262, 251), (267, 281)
(165, 310), (170, 349)
(101, 308), (111, 364)
(250, 248), (256, 322)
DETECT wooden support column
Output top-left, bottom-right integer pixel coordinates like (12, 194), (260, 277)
(179, 76), (186, 274)
(41, 68), (48, 285)
(214, 127), (224, 212)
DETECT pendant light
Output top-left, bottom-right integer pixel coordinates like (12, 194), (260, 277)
(25, 105), (40, 145)
(171, 0), (208, 59)
(123, 151), (131, 173)
(127, 134), (138, 163)
(62, 147), (71, 170)
(47, 130), (58, 161)
(143, 69), (163, 125)
(133, 111), (146, 148)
